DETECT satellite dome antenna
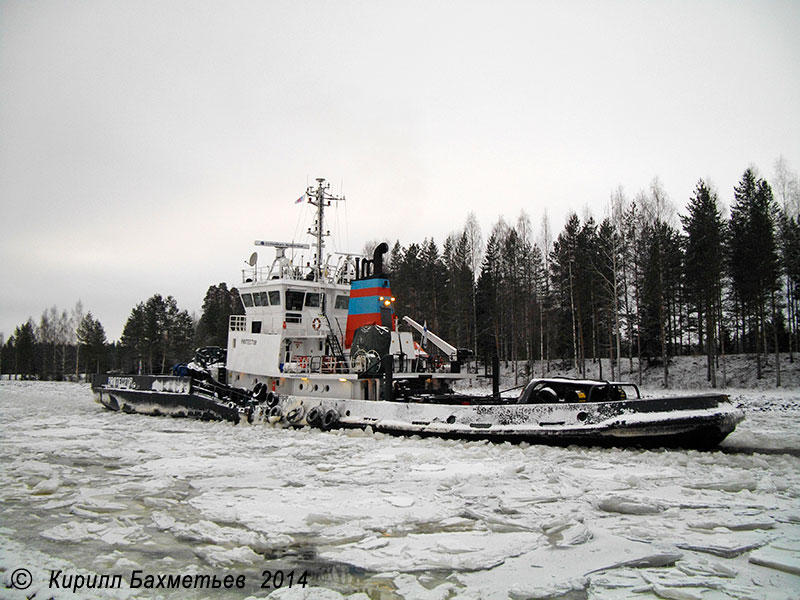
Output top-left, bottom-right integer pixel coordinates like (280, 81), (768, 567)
(248, 252), (258, 267)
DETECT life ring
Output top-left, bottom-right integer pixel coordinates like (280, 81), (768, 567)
(312, 317), (322, 330)
(321, 409), (339, 431)
(306, 406), (323, 428)
(286, 405), (305, 425)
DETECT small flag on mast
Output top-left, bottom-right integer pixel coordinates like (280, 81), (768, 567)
(295, 193), (306, 204)
(422, 320), (428, 348)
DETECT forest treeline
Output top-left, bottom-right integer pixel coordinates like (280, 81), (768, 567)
(2, 162), (799, 387)
(0, 286), (243, 380)
(387, 164), (800, 387)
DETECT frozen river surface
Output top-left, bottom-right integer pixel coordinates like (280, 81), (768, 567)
(1, 381), (799, 600)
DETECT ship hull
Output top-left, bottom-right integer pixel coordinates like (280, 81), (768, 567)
(92, 375), (246, 423)
(270, 393), (743, 449)
(92, 375), (743, 448)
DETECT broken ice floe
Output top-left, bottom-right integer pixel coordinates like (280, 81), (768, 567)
(3, 381), (800, 600)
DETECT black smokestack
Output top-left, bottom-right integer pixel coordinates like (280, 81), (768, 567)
(373, 242), (389, 277)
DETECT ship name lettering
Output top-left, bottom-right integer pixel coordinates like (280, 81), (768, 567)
(108, 377), (133, 389)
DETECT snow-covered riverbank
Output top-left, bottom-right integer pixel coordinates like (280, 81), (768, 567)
(492, 353), (800, 391)
(1, 381), (798, 599)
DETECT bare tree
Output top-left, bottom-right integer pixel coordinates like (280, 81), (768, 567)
(464, 212), (483, 356)
(71, 300), (85, 378)
(611, 186), (632, 375)
(774, 156), (800, 217)
(774, 157), (800, 364)
(56, 308), (70, 375)
(538, 210), (553, 372)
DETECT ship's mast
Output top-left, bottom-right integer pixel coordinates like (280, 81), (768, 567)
(306, 178), (344, 281)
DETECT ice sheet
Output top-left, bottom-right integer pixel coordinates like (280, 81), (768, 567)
(1, 380), (799, 599)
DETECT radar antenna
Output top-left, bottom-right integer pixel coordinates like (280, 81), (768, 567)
(254, 240), (310, 259)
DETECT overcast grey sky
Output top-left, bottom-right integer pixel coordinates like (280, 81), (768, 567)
(1, 0), (799, 342)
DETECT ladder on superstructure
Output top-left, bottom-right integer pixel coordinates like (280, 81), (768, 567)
(323, 314), (347, 366)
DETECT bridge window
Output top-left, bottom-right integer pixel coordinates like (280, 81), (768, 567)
(286, 291), (305, 311)
(268, 291), (280, 306)
(241, 293), (254, 307)
(305, 293), (321, 308)
(252, 292), (263, 306)
(334, 295), (349, 309)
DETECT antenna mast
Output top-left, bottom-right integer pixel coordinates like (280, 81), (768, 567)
(306, 178), (344, 280)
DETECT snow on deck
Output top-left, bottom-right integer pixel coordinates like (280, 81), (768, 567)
(0, 380), (799, 599)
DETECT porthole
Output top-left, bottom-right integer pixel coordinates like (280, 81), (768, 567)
(299, 383), (304, 391)
(577, 411), (588, 422)
(446, 415), (456, 424)
(324, 385), (330, 392)
(346, 410), (351, 416)
(313, 384), (319, 392)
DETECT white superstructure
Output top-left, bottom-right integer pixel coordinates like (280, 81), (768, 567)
(225, 178), (467, 401)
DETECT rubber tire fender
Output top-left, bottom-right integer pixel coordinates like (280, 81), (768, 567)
(268, 405), (283, 420)
(306, 406), (323, 428)
(286, 405), (305, 425)
(320, 408), (339, 431)
(266, 391), (279, 408)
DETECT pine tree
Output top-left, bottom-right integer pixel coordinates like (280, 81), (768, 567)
(681, 180), (724, 386)
(13, 320), (36, 378)
(501, 227), (524, 372)
(550, 214), (582, 371)
(513, 213), (545, 375)
(1, 335), (10, 378)
(196, 283), (243, 348)
(121, 303), (147, 373)
(594, 218), (623, 379)
(576, 218), (599, 376)
(729, 168), (781, 380)
(780, 213), (800, 361)
(476, 229), (503, 358)
(121, 294), (196, 374)
(388, 241), (403, 277)
(637, 219), (682, 386)
(400, 242), (423, 323)
(76, 313), (107, 375)
(165, 300), (196, 372)
(453, 231), (474, 350)
(419, 238), (445, 332)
